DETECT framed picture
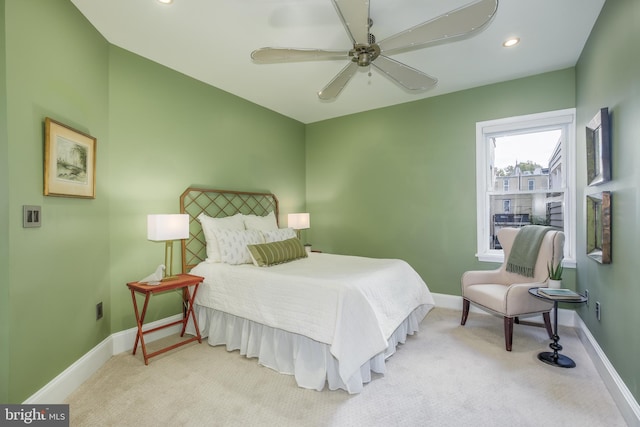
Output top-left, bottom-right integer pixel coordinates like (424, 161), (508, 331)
(586, 191), (611, 264)
(586, 107), (611, 186)
(44, 118), (96, 198)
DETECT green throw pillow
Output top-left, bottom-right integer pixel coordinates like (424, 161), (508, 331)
(247, 238), (308, 267)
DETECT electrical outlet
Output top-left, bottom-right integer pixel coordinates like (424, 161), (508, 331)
(584, 289), (589, 306)
(595, 301), (601, 321)
(96, 302), (103, 320)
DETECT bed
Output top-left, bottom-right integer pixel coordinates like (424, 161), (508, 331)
(180, 187), (435, 393)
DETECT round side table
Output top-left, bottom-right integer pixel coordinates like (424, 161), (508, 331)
(528, 287), (587, 368)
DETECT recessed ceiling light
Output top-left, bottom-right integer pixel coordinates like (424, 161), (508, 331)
(157, 0), (173, 4)
(503, 37), (520, 48)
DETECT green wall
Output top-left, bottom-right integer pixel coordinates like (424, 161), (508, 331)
(2, 0), (305, 403)
(107, 46), (306, 332)
(306, 69), (576, 295)
(0, 0), (10, 405)
(575, 0), (640, 401)
(4, 0), (110, 403)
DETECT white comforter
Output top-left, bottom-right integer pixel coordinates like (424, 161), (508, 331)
(190, 252), (434, 384)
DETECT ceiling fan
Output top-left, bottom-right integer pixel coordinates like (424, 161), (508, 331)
(251, 0), (498, 100)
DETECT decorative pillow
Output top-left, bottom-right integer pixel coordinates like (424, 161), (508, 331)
(197, 213), (245, 263)
(262, 227), (296, 243)
(247, 237), (308, 267)
(243, 211), (278, 231)
(213, 229), (264, 265)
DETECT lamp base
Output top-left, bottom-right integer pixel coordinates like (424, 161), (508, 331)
(163, 240), (179, 279)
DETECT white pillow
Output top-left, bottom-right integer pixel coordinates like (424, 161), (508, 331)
(243, 211), (278, 231)
(213, 229), (264, 265)
(197, 213), (245, 263)
(262, 227), (297, 243)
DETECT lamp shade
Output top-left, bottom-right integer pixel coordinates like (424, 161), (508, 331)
(147, 214), (189, 241)
(287, 213), (310, 230)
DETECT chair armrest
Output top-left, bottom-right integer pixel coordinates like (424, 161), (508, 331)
(506, 281), (546, 296)
(505, 281), (553, 315)
(460, 269), (502, 296)
(461, 269), (503, 289)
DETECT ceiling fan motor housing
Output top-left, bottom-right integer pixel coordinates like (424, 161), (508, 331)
(350, 43), (380, 67)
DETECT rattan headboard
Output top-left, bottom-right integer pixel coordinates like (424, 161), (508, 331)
(180, 187), (279, 273)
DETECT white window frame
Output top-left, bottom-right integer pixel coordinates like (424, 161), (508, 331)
(475, 108), (576, 267)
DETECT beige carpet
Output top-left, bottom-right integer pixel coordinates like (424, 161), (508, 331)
(66, 308), (628, 426)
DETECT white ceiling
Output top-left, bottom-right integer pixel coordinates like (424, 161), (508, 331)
(70, 0), (605, 124)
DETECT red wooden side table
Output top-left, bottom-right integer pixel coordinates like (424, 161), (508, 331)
(127, 273), (204, 365)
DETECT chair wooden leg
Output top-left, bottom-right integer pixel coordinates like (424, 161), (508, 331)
(542, 312), (553, 339)
(504, 317), (514, 351)
(461, 299), (470, 325)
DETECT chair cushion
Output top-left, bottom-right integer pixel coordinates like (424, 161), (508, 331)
(465, 283), (553, 316)
(465, 284), (509, 313)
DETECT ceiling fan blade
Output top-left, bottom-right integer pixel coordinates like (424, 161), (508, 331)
(318, 61), (359, 100)
(378, 0), (498, 55)
(372, 55), (437, 91)
(251, 48), (349, 63)
(332, 0), (371, 45)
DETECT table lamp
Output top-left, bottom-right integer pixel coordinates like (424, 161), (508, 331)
(147, 214), (189, 279)
(287, 213), (310, 240)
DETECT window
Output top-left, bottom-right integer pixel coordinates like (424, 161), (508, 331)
(476, 109), (576, 266)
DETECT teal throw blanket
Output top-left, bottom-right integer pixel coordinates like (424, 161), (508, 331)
(506, 225), (553, 278)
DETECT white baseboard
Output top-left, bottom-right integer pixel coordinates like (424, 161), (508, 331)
(574, 315), (640, 426)
(22, 336), (113, 405)
(434, 292), (640, 426)
(23, 314), (183, 405)
(24, 295), (640, 426)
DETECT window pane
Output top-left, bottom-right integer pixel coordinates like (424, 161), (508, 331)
(490, 129), (564, 236)
(489, 191), (564, 249)
(493, 130), (562, 178)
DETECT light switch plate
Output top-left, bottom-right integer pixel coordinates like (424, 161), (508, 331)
(23, 205), (41, 228)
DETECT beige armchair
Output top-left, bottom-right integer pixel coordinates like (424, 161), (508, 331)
(461, 227), (564, 351)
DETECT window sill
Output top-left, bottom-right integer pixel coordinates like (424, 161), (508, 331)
(476, 253), (576, 269)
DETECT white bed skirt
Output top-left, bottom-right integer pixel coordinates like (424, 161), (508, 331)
(186, 304), (431, 394)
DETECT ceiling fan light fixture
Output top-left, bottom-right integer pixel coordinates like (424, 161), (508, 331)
(503, 37), (520, 48)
